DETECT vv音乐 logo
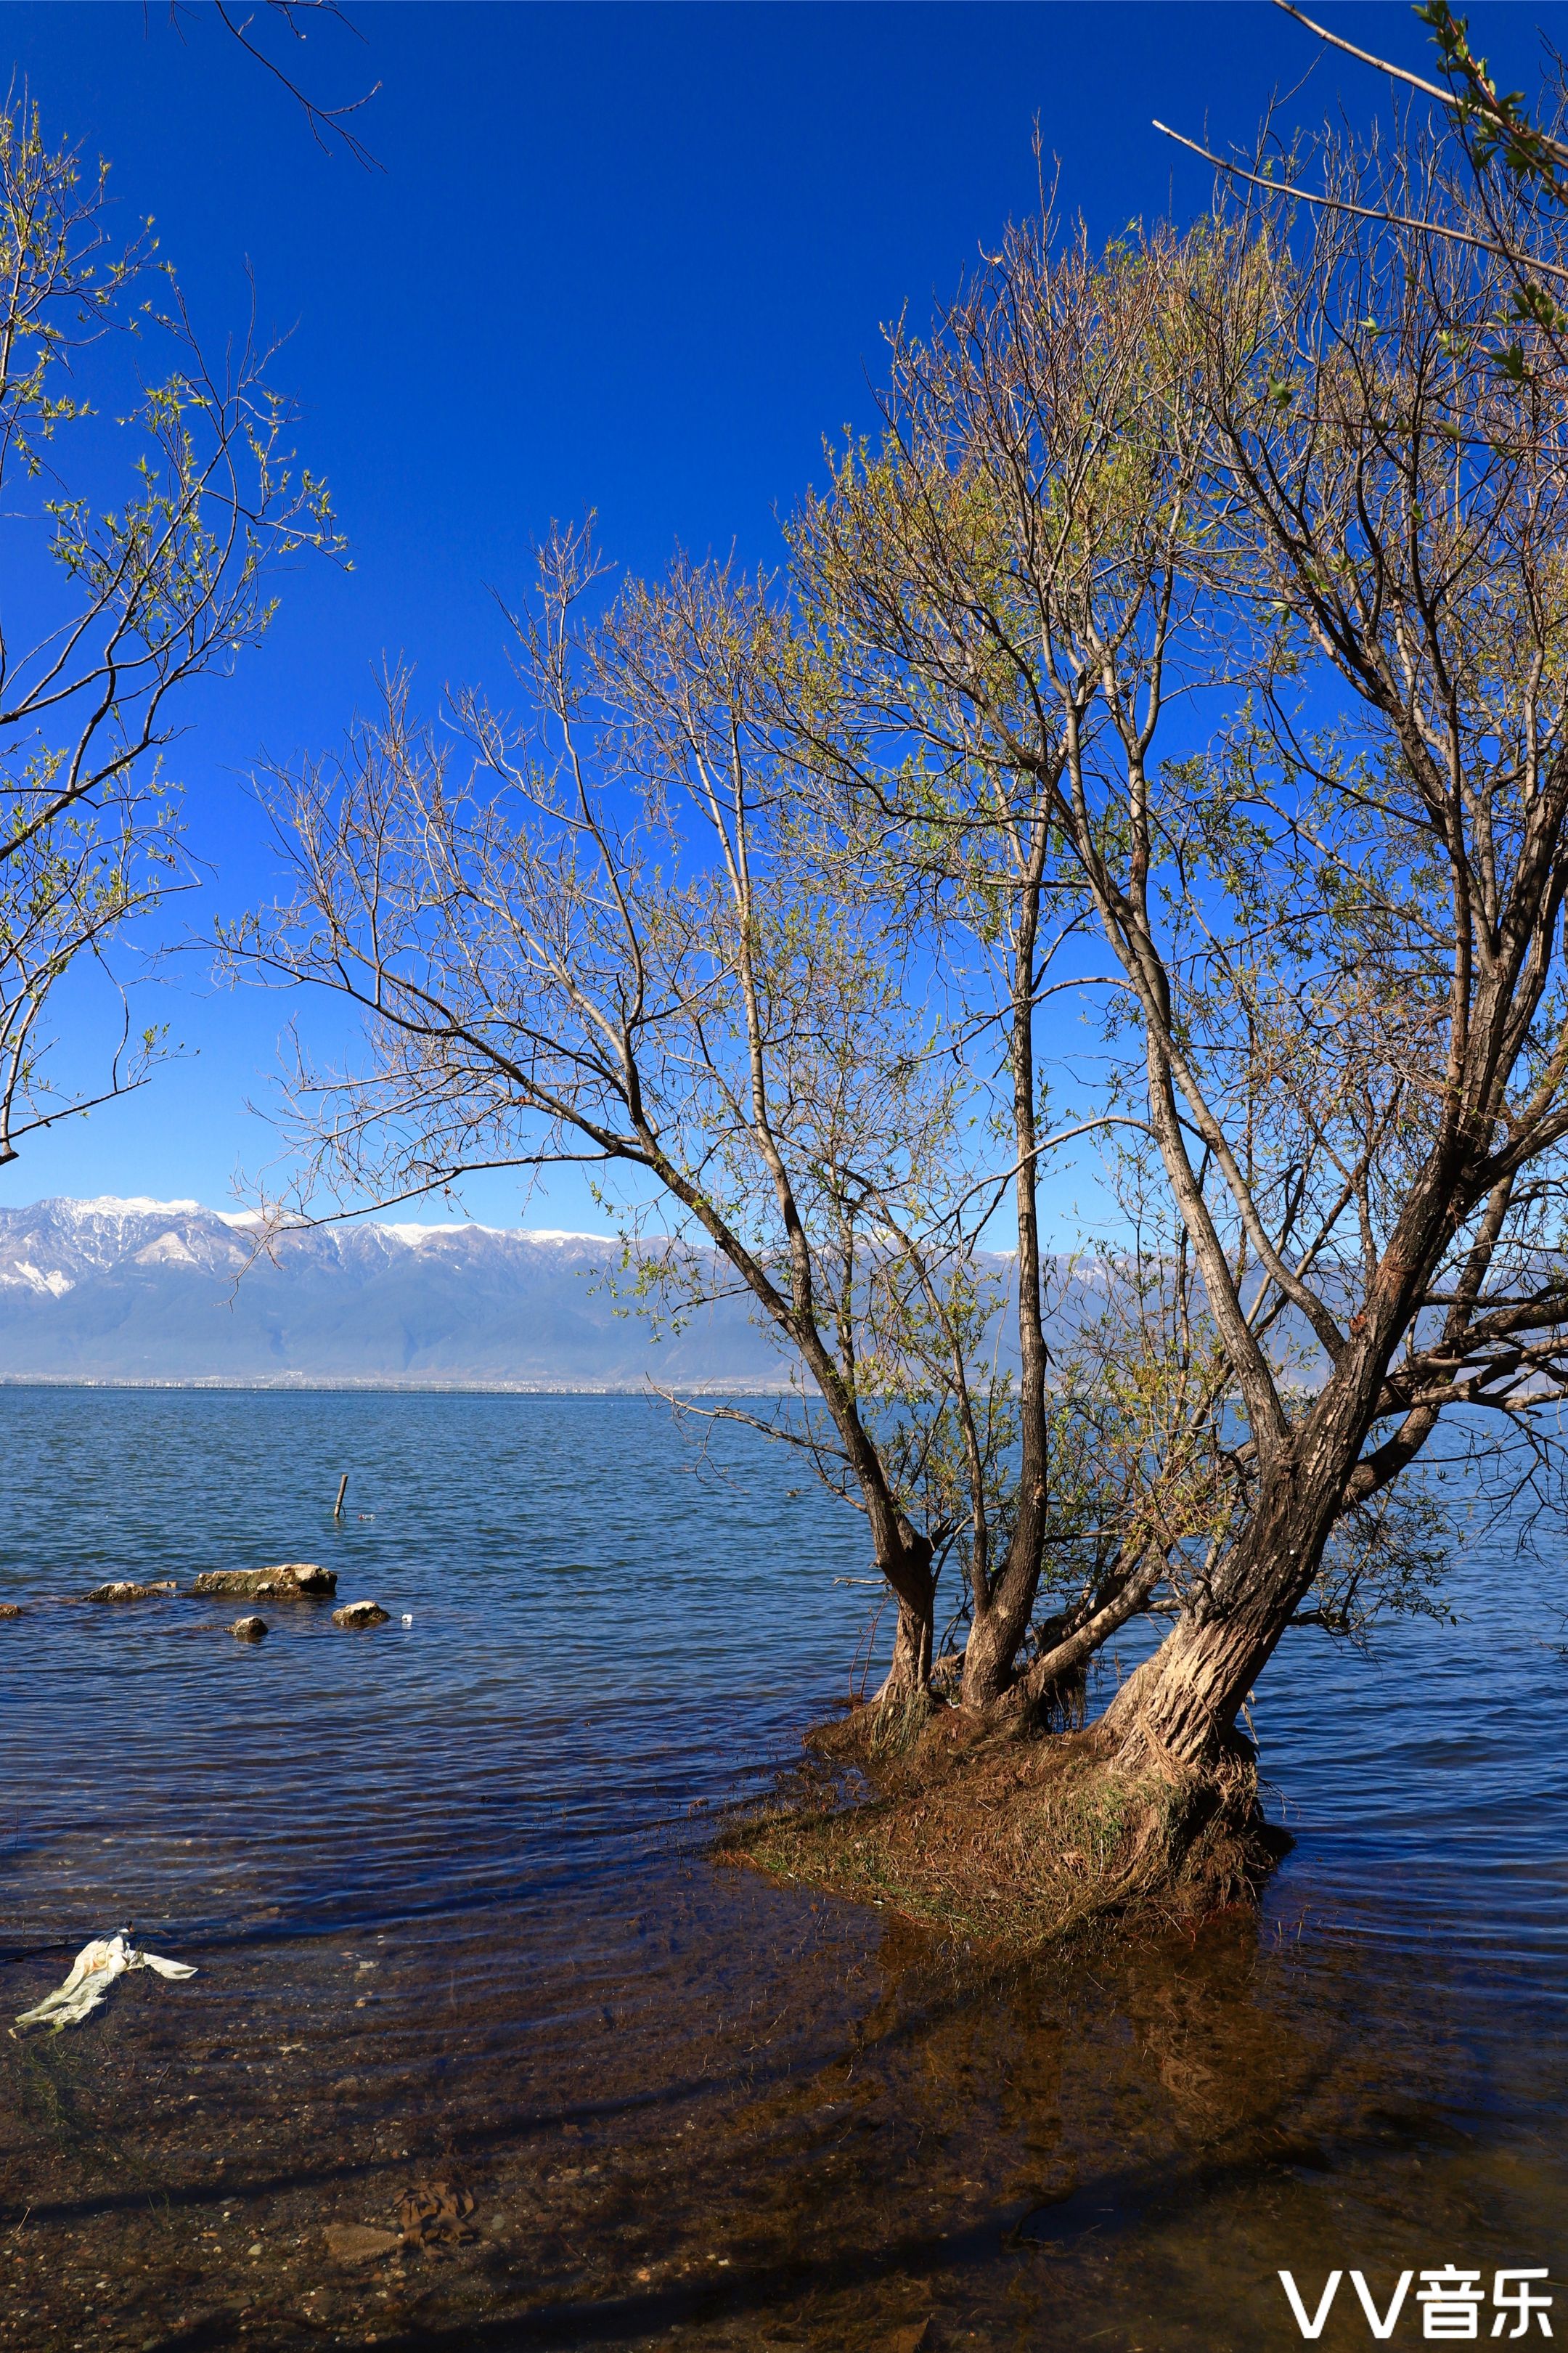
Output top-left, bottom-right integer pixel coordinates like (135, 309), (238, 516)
(1278, 2267), (1553, 2340)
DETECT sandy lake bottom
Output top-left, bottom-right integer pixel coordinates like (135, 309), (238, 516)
(1, 1390), (1564, 2352)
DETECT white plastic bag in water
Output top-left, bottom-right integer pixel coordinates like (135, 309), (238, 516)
(14, 1933), (197, 2033)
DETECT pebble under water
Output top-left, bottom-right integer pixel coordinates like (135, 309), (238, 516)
(0, 1387), (1564, 2352)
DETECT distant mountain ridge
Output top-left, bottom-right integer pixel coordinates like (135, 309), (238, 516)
(0, 1197), (792, 1388)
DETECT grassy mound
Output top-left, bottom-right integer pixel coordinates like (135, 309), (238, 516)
(720, 1698), (1288, 1953)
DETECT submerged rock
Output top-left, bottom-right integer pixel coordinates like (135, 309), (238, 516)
(231, 1615), (269, 1642)
(189, 1563), (336, 1600)
(322, 2222), (399, 2264)
(332, 1599), (390, 1628)
(84, 1579), (177, 1602)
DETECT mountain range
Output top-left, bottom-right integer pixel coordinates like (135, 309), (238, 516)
(0, 1197), (792, 1388)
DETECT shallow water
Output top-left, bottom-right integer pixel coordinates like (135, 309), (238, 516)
(0, 1388), (1564, 2352)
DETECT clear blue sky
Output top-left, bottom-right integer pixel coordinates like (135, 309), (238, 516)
(2, 1), (1556, 1229)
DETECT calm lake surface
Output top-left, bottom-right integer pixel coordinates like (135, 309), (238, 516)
(0, 1388), (1564, 2352)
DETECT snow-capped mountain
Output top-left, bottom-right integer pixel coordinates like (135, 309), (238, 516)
(0, 1197), (791, 1387)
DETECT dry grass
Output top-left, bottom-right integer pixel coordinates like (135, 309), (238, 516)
(719, 1697), (1286, 1954)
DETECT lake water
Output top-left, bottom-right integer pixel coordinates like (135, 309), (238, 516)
(0, 1388), (1564, 2352)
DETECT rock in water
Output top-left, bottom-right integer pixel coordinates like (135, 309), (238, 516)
(189, 1563), (337, 1600)
(332, 1599), (390, 1628)
(322, 2222), (400, 2264)
(231, 1615), (269, 1642)
(0, 1602), (21, 1619)
(84, 1579), (178, 1602)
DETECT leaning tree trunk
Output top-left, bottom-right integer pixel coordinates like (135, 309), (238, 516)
(1098, 1593), (1284, 1769)
(1091, 1117), (1482, 1782)
(1097, 1482), (1331, 1771)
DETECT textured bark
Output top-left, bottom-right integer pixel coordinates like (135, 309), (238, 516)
(1098, 1365), (1399, 1769)
(876, 1589), (936, 1704)
(871, 1536), (937, 1705)
(1007, 1546), (1167, 1724)
(960, 1573), (1034, 1710)
(1098, 1596), (1283, 1769)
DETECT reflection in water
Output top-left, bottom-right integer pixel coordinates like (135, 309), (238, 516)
(0, 1390), (1564, 2349)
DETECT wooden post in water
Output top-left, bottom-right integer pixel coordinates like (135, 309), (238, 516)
(333, 1474), (348, 1520)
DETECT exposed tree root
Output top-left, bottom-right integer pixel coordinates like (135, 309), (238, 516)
(719, 1698), (1291, 1954)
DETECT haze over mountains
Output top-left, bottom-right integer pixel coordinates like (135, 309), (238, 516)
(0, 1198), (791, 1388)
(0, 1197), (1329, 1395)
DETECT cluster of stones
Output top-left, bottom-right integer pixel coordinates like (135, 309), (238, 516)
(0, 1564), (394, 1639)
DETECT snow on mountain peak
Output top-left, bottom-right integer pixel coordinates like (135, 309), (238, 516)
(68, 1195), (208, 1218)
(2, 1260), (74, 1297)
(0, 1194), (782, 1386)
(372, 1219), (614, 1247)
(1, 1196), (617, 1246)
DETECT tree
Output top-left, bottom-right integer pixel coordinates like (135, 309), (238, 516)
(242, 518), (1246, 1724)
(797, 144), (1568, 1845)
(775, 218), (1273, 1726)
(250, 119), (1568, 1936)
(0, 94), (339, 1167)
(238, 533), (1034, 1702)
(1091, 137), (1568, 1775)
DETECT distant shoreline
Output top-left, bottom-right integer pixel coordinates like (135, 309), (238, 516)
(0, 1376), (795, 1395)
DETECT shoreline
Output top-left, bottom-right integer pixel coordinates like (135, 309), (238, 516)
(0, 1375), (797, 1395)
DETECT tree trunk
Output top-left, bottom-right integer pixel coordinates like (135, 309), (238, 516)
(960, 868), (1052, 1715)
(1097, 1487), (1324, 1771)
(996, 1546), (1166, 1726)
(960, 1565), (1036, 1710)
(1097, 1599), (1278, 1769)
(877, 1596), (934, 1702)
(871, 1544), (936, 1707)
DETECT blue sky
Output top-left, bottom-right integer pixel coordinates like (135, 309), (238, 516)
(3, 0), (1557, 1231)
